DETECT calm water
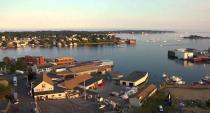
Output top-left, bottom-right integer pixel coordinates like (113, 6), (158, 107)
(0, 32), (210, 84)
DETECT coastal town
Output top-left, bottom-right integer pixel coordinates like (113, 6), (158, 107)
(0, 50), (210, 113)
(0, 31), (142, 49)
(1, 0), (210, 113)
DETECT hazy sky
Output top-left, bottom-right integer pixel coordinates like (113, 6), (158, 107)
(0, 0), (210, 31)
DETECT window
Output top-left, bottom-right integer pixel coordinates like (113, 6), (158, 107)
(42, 84), (46, 88)
(122, 82), (126, 86)
(58, 94), (62, 96)
(129, 83), (134, 87)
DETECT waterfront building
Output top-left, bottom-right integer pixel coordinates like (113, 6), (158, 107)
(54, 57), (75, 65)
(120, 71), (148, 87)
(168, 48), (195, 60)
(78, 77), (103, 90)
(63, 74), (93, 89)
(33, 73), (66, 100)
(31, 63), (54, 74)
(24, 56), (45, 65)
(129, 84), (157, 107)
(69, 63), (98, 76)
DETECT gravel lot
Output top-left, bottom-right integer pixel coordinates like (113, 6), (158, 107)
(168, 88), (210, 101)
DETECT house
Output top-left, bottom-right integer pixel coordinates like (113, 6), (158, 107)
(129, 84), (157, 107)
(33, 73), (66, 100)
(120, 71), (148, 87)
(78, 77), (103, 90)
(55, 57), (75, 65)
(31, 63), (54, 74)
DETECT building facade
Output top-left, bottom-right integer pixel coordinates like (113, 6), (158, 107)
(120, 71), (148, 87)
(25, 56), (45, 65)
(55, 57), (75, 65)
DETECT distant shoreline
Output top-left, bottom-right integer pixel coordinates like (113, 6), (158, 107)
(0, 30), (175, 34)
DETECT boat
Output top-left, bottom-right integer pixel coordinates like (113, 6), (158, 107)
(116, 45), (125, 48)
(162, 73), (167, 78)
(163, 40), (167, 43)
(171, 76), (182, 82)
(163, 73), (186, 85)
(202, 75), (210, 83)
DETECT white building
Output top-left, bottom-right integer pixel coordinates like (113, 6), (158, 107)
(120, 71), (148, 87)
(32, 64), (53, 74)
(174, 48), (194, 60)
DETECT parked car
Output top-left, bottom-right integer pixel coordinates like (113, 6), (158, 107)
(110, 92), (119, 97)
(158, 105), (164, 112)
(13, 92), (19, 104)
(98, 104), (106, 109)
(13, 76), (17, 86)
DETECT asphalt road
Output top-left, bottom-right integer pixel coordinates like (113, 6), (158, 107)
(7, 74), (35, 113)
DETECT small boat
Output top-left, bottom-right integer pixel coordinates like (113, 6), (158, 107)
(162, 73), (168, 78)
(202, 75), (210, 83)
(116, 45), (125, 48)
(163, 40), (167, 43)
(171, 76), (182, 82)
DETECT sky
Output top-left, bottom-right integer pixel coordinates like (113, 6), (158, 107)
(0, 0), (210, 32)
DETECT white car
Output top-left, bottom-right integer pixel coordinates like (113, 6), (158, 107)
(158, 105), (164, 112)
(98, 104), (106, 109)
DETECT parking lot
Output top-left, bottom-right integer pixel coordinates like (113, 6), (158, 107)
(37, 98), (99, 113)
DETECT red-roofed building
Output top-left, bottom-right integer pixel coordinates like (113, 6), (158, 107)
(24, 56), (45, 65)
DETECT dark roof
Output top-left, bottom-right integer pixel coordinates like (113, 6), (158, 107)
(53, 64), (72, 69)
(74, 60), (101, 67)
(79, 77), (103, 86)
(36, 63), (54, 69)
(55, 70), (74, 76)
(47, 73), (63, 79)
(121, 71), (148, 82)
(33, 73), (53, 87)
(74, 87), (98, 95)
(34, 86), (65, 95)
(110, 72), (123, 79)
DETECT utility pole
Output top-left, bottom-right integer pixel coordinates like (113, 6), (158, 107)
(84, 80), (86, 100)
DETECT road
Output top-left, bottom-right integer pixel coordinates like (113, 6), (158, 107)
(7, 74), (35, 113)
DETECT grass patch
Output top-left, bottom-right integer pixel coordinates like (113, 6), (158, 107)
(134, 91), (176, 113)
